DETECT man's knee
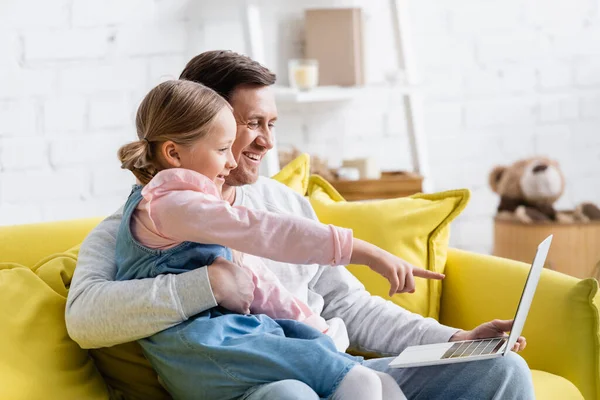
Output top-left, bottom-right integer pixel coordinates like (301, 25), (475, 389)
(244, 379), (319, 400)
(498, 352), (531, 378)
(492, 352), (535, 398)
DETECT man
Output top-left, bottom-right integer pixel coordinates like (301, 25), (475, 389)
(66, 50), (534, 399)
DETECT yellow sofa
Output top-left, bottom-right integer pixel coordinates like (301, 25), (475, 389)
(1, 218), (598, 400)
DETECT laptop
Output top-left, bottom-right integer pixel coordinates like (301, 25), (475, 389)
(389, 235), (552, 369)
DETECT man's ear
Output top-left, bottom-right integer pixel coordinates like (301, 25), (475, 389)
(489, 165), (506, 193)
(161, 141), (182, 168)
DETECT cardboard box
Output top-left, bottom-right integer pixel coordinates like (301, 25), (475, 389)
(304, 8), (365, 86)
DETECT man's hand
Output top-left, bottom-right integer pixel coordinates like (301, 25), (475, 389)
(449, 319), (527, 352)
(207, 257), (255, 314)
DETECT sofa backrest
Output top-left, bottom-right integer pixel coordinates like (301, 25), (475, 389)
(0, 217), (103, 266)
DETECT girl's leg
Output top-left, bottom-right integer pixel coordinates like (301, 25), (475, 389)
(144, 314), (360, 400)
(374, 371), (407, 400)
(242, 380), (319, 400)
(331, 365), (382, 400)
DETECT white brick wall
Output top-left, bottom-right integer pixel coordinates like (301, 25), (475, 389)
(24, 29), (112, 61)
(0, 0), (186, 225)
(2, 0), (600, 257)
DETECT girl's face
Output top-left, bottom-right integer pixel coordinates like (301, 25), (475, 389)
(167, 107), (238, 190)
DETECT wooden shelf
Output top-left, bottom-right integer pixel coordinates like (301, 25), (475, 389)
(329, 171), (423, 201)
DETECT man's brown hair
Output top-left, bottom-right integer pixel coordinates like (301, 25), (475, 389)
(179, 50), (276, 102)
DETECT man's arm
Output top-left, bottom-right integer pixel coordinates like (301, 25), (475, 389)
(65, 210), (217, 349)
(313, 264), (459, 356)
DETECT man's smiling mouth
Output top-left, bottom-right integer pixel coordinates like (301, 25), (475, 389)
(243, 152), (261, 162)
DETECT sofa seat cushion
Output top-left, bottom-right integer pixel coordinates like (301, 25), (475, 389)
(532, 370), (583, 399)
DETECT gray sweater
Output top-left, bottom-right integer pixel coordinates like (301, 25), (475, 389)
(65, 176), (459, 355)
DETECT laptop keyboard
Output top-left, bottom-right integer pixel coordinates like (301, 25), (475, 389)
(441, 337), (507, 359)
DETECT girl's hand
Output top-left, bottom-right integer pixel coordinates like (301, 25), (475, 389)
(369, 251), (445, 296)
(350, 239), (445, 296)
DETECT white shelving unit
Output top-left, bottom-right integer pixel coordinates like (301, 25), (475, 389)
(273, 83), (419, 103)
(273, 86), (359, 103)
(243, 0), (433, 192)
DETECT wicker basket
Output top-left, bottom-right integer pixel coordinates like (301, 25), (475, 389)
(493, 217), (600, 280)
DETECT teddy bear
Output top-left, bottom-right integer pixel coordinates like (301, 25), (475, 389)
(488, 156), (600, 223)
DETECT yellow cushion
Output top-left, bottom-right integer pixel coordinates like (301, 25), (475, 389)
(531, 370), (584, 399)
(307, 175), (470, 319)
(0, 246), (109, 400)
(271, 153), (310, 195)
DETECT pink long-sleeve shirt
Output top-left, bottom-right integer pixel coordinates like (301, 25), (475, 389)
(130, 168), (354, 333)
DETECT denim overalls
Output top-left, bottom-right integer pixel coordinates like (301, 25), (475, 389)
(115, 185), (360, 400)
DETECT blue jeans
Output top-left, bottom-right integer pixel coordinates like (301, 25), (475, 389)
(244, 352), (535, 400)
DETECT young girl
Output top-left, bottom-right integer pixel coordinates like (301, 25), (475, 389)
(116, 80), (419, 400)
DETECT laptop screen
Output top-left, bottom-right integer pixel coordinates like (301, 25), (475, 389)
(504, 235), (553, 354)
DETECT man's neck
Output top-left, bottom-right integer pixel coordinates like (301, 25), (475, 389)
(222, 184), (236, 205)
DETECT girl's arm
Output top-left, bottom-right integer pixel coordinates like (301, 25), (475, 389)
(146, 169), (443, 295)
(144, 169), (354, 267)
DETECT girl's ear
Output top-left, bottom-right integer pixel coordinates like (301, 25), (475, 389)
(161, 141), (182, 168)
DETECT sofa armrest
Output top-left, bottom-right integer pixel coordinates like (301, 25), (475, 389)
(440, 248), (600, 400)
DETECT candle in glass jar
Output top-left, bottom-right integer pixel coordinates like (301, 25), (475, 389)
(288, 59), (319, 90)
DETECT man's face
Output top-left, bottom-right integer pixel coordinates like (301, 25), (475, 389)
(226, 85), (277, 186)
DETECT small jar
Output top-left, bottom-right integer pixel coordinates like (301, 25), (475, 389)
(288, 59), (319, 90)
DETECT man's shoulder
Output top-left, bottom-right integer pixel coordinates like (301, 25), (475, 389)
(85, 206), (124, 241)
(242, 177), (316, 218)
(251, 176), (298, 194)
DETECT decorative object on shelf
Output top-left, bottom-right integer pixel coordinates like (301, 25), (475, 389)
(336, 167), (360, 181)
(328, 171), (423, 201)
(278, 147), (336, 182)
(304, 7), (365, 87)
(288, 59), (319, 90)
(341, 157), (381, 180)
(490, 156), (600, 279)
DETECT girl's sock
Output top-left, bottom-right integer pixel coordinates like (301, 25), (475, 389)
(331, 365), (382, 400)
(374, 370), (407, 400)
